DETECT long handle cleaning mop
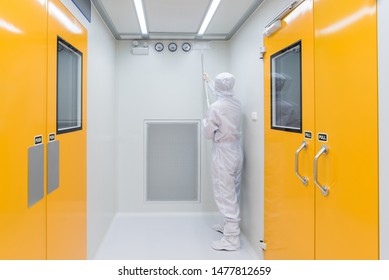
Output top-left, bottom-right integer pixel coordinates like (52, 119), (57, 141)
(194, 42), (212, 108)
(201, 50), (211, 108)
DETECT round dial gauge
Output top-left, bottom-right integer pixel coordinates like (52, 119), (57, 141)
(168, 42), (177, 52)
(182, 42), (192, 52)
(154, 42), (164, 52)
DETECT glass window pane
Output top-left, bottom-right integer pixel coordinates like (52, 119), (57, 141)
(57, 38), (82, 134)
(271, 41), (302, 132)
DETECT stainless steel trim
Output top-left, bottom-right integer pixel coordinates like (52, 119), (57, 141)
(314, 145), (329, 196)
(295, 141), (308, 186)
(48, 140), (60, 194)
(265, 0), (304, 28)
(28, 145), (44, 207)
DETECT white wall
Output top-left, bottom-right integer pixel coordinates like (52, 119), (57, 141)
(86, 6), (117, 259)
(229, 0), (298, 258)
(59, 0), (117, 259)
(378, 0), (389, 260)
(115, 41), (230, 213)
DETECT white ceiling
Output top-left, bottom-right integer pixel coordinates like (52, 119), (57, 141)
(91, 0), (265, 40)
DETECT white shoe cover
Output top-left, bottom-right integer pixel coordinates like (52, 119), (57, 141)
(211, 236), (240, 251)
(212, 223), (224, 233)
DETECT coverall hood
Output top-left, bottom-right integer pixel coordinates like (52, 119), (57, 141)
(214, 72), (235, 97)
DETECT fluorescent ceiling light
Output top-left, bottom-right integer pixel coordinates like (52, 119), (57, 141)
(198, 0), (222, 36)
(134, 0), (148, 35)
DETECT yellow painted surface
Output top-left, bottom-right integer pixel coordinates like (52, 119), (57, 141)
(46, 0), (87, 259)
(0, 0), (48, 259)
(264, 0), (315, 260)
(314, 0), (378, 260)
(264, 0), (378, 259)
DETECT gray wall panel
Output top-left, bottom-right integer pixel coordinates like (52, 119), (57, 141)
(146, 121), (200, 202)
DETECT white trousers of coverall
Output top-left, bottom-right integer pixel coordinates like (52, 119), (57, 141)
(211, 141), (243, 237)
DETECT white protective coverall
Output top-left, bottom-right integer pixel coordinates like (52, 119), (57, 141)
(202, 72), (243, 251)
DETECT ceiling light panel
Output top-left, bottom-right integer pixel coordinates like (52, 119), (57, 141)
(100, 0), (140, 33)
(134, 0), (148, 34)
(198, 0), (221, 36)
(205, 0), (259, 34)
(144, 0), (211, 33)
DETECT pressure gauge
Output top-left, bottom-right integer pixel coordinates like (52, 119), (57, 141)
(168, 42), (177, 52)
(182, 42), (192, 52)
(154, 42), (164, 52)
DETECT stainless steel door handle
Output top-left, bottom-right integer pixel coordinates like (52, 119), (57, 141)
(295, 141), (308, 186)
(314, 145), (329, 196)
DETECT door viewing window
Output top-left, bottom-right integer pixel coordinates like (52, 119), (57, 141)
(271, 41), (302, 132)
(57, 37), (82, 134)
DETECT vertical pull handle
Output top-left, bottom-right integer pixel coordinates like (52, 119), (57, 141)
(314, 145), (329, 196)
(295, 141), (308, 186)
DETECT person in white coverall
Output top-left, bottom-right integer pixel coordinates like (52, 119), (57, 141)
(202, 72), (243, 251)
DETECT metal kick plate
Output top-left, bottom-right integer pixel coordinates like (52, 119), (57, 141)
(28, 145), (44, 208)
(48, 140), (60, 194)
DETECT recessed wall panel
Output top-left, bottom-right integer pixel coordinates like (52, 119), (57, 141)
(145, 121), (200, 202)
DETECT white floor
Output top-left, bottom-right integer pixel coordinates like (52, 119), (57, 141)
(93, 212), (259, 260)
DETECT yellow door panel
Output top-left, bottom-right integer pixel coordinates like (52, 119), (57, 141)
(264, 0), (315, 259)
(47, 0), (87, 259)
(314, 0), (378, 260)
(264, 0), (378, 260)
(0, 0), (47, 259)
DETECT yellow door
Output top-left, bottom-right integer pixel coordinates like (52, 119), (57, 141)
(46, 0), (87, 259)
(314, 0), (378, 259)
(0, 0), (48, 259)
(264, 0), (379, 260)
(264, 0), (315, 259)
